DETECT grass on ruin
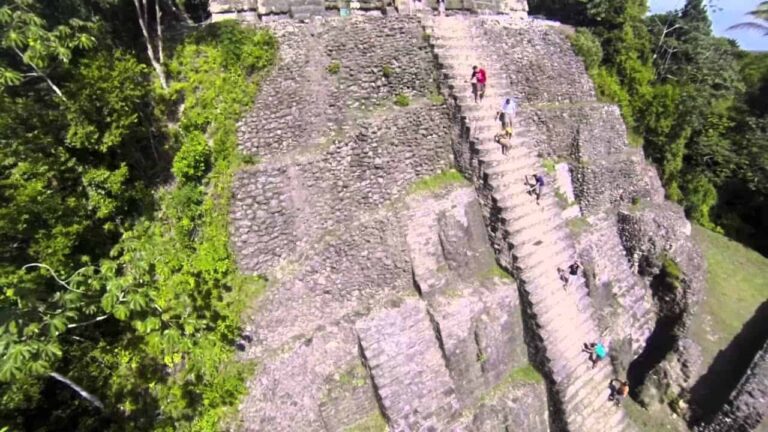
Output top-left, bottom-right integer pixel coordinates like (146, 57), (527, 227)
(394, 93), (411, 107)
(427, 87), (445, 105)
(624, 398), (688, 432)
(542, 158), (556, 175)
(690, 225), (768, 364)
(566, 216), (591, 237)
(381, 64), (394, 78)
(505, 364), (543, 384)
(479, 364), (544, 405)
(482, 263), (514, 281)
(343, 411), (388, 432)
(337, 364), (368, 388)
(408, 169), (468, 194)
(327, 60), (341, 74)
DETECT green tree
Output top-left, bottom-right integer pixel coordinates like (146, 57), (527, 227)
(0, 0), (96, 98)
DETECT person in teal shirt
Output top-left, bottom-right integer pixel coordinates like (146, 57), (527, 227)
(583, 341), (608, 369)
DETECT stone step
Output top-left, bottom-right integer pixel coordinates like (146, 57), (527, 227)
(476, 143), (532, 162)
(482, 157), (538, 179)
(506, 218), (565, 249)
(356, 300), (460, 430)
(516, 238), (573, 274)
(570, 371), (614, 409)
(499, 201), (560, 228)
(562, 369), (611, 410)
(523, 248), (577, 282)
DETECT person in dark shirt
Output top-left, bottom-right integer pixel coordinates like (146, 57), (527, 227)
(525, 173), (544, 205)
(470, 66), (479, 103)
(609, 379), (630, 406)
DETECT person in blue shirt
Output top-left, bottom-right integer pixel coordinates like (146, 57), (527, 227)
(525, 173), (545, 205)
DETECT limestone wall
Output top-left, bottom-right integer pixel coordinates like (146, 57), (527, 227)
(210, 0), (528, 19)
(231, 16), (547, 430)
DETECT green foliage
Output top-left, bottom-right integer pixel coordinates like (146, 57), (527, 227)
(682, 172), (718, 229)
(327, 60), (341, 75)
(541, 158), (556, 175)
(172, 131), (211, 183)
(591, 66), (634, 127)
(558, 0), (768, 251)
(393, 93), (411, 107)
(408, 169), (467, 194)
(0, 18), (277, 431)
(0, 0), (96, 95)
(569, 28), (603, 71)
(421, 32), (431, 43)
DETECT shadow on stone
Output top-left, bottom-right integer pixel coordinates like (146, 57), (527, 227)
(626, 265), (685, 401)
(688, 299), (768, 426)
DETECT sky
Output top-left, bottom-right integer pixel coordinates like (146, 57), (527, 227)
(648, 0), (767, 51)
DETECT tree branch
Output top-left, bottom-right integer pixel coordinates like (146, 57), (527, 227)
(49, 372), (104, 410)
(155, 0), (164, 65)
(12, 48), (67, 101)
(67, 314), (110, 329)
(133, 0), (168, 89)
(22, 263), (87, 293)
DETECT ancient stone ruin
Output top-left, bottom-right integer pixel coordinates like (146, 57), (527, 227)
(226, 7), (767, 432)
(209, 0), (528, 22)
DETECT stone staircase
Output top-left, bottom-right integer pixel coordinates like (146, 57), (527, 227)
(578, 216), (655, 354)
(356, 299), (461, 430)
(424, 16), (635, 432)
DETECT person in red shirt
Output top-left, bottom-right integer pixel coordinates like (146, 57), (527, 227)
(469, 65), (487, 103)
(476, 66), (487, 102)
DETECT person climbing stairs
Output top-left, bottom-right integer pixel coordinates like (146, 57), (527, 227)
(423, 15), (637, 432)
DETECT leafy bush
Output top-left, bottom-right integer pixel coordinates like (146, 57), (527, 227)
(394, 93), (411, 107)
(591, 66), (634, 129)
(569, 28), (603, 71)
(683, 173), (719, 230)
(172, 131), (211, 183)
(327, 60), (341, 75)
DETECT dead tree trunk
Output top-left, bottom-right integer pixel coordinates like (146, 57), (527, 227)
(133, 0), (168, 90)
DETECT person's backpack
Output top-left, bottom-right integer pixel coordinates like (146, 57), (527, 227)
(617, 382), (629, 396)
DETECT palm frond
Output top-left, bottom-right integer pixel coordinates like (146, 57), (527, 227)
(727, 22), (768, 33)
(748, 1), (768, 20)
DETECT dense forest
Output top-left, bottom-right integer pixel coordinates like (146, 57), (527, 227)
(532, 0), (768, 253)
(0, 0), (277, 430)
